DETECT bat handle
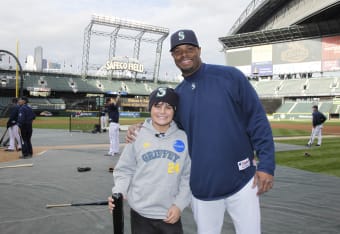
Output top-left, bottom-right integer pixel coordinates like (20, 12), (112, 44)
(112, 193), (124, 234)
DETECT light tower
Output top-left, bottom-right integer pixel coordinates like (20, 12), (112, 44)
(81, 14), (169, 83)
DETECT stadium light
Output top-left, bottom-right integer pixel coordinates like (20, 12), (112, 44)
(81, 14), (169, 81)
(0, 49), (24, 97)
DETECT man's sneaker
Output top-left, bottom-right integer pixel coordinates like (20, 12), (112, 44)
(306, 143), (312, 147)
(316, 144), (321, 147)
(104, 152), (113, 156)
(5, 148), (15, 152)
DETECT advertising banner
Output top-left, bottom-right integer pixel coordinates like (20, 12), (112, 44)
(251, 61), (273, 76)
(273, 39), (321, 64)
(322, 35), (340, 71)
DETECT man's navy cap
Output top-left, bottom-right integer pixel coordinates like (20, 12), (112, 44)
(149, 87), (179, 111)
(170, 29), (199, 52)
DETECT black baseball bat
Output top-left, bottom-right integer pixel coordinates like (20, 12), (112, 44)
(112, 193), (124, 234)
(0, 128), (8, 145)
(46, 200), (108, 208)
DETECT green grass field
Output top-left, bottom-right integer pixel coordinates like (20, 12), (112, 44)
(274, 137), (340, 177)
(268, 120), (340, 178)
(272, 128), (309, 136)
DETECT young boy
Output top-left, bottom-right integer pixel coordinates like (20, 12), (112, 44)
(108, 87), (191, 234)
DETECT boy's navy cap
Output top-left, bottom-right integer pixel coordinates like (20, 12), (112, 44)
(170, 29), (199, 52)
(149, 87), (179, 111)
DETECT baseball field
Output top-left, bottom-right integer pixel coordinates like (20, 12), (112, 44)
(1, 117), (340, 177)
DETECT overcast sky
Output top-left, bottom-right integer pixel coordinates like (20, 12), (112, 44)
(0, 0), (250, 80)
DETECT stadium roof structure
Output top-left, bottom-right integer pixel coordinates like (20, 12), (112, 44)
(228, 0), (294, 35)
(220, 0), (340, 49)
(219, 18), (340, 49)
(81, 14), (169, 82)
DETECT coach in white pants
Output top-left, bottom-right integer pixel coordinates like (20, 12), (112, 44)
(5, 98), (22, 151)
(106, 95), (120, 156)
(109, 122), (120, 155)
(307, 105), (326, 147)
(7, 125), (22, 151)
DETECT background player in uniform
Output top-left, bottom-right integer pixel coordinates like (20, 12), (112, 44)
(106, 95), (120, 156)
(100, 98), (109, 132)
(5, 98), (22, 152)
(127, 29), (275, 234)
(108, 87), (191, 234)
(17, 96), (36, 158)
(307, 105), (327, 147)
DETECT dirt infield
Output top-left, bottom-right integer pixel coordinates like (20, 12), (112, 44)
(270, 122), (340, 135)
(0, 144), (110, 163)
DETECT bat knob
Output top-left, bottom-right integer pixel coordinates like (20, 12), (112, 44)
(112, 193), (122, 200)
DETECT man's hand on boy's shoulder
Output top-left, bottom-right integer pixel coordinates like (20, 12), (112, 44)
(125, 123), (143, 143)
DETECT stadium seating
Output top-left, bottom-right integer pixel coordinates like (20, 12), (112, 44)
(277, 79), (306, 96)
(252, 80), (282, 97)
(330, 104), (340, 114)
(275, 102), (295, 113)
(291, 102), (312, 113)
(121, 81), (149, 95)
(304, 78), (334, 96)
(318, 102), (333, 113)
(1, 68), (340, 118)
(89, 79), (122, 93)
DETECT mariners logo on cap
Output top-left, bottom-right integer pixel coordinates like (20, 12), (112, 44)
(178, 31), (185, 41)
(170, 29), (199, 52)
(156, 87), (167, 97)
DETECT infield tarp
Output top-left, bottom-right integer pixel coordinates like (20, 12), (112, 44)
(0, 129), (339, 234)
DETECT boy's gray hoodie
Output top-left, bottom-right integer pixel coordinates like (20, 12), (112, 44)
(112, 118), (191, 219)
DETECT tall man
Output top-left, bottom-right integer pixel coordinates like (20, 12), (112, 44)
(17, 96), (35, 158)
(5, 98), (22, 151)
(170, 29), (275, 234)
